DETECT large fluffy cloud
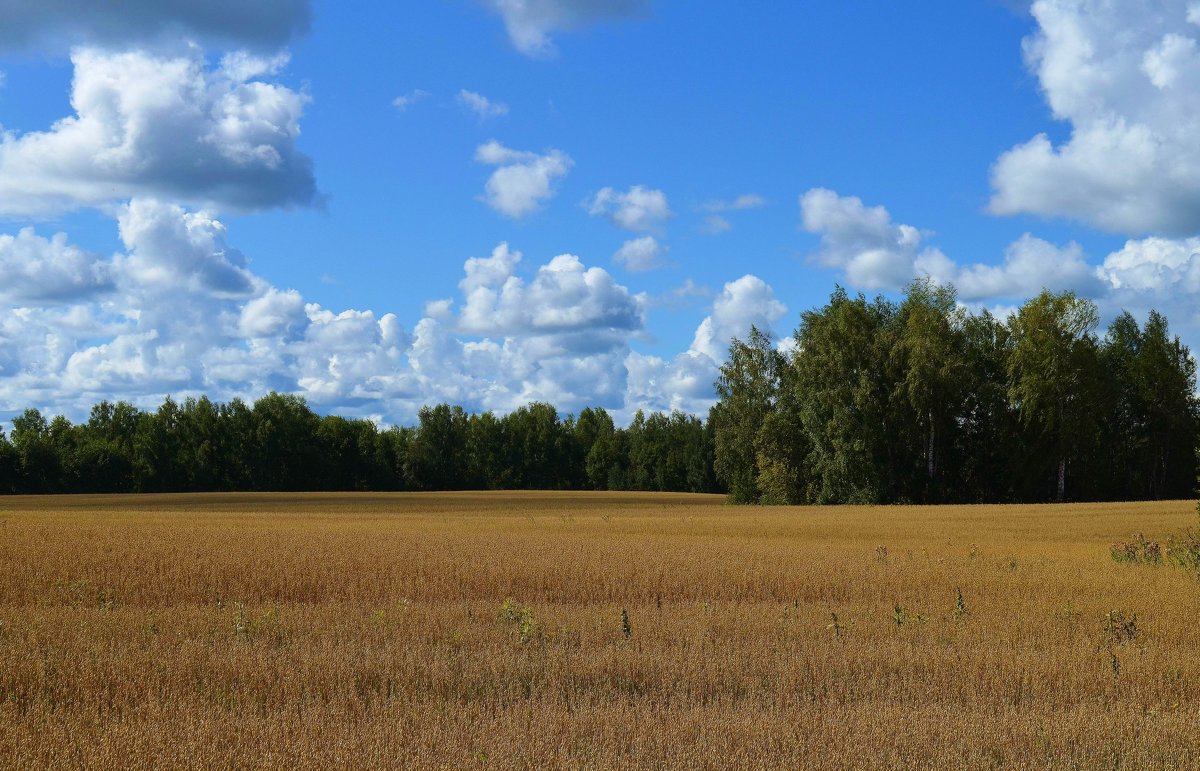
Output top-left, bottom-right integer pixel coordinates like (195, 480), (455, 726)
(989, 0), (1200, 234)
(0, 0), (310, 52)
(802, 187), (1200, 355)
(919, 234), (1103, 301)
(483, 0), (650, 57)
(688, 275), (787, 362)
(0, 200), (797, 424)
(0, 203), (708, 422)
(456, 243), (643, 338)
(0, 47), (316, 216)
(1096, 236), (1200, 331)
(475, 141), (573, 218)
(625, 274), (788, 416)
(0, 229), (113, 304)
(801, 187), (1102, 301)
(1099, 236), (1200, 294)
(800, 188), (936, 290)
(117, 198), (258, 298)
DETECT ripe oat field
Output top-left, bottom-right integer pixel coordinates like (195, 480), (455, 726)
(1, 492), (1199, 769)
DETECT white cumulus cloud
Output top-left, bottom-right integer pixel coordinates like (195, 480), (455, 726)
(0, 229), (113, 304)
(0, 207), (669, 423)
(800, 188), (932, 291)
(923, 234), (1102, 301)
(1099, 236), (1200, 293)
(587, 185), (671, 232)
(475, 140), (573, 218)
(688, 274), (787, 363)
(801, 187), (1104, 301)
(623, 274), (787, 417)
(456, 242), (643, 338)
(0, 47), (316, 216)
(989, 0), (1200, 234)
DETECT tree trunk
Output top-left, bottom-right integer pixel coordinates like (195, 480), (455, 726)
(1057, 458), (1066, 502)
(926, 414), (935, 480)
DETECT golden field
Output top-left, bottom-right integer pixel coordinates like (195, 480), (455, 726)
(1, 492), (1199, 769)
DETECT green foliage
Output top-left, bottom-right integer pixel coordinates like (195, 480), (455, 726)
(892, 604), (927, 627)
(711, 282), (1199, 505)
(0, 391), (719, 495)
(712, 326), (781, 503)
(1006, 291), (1101, 502)
(890, 279), (965, 500)
(1165, 529), (1200, 570)
(498, 599), (541, 644)
(792, 288), (896, 504)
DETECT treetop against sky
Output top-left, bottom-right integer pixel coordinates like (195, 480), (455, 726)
(0, 0), (1198, 428)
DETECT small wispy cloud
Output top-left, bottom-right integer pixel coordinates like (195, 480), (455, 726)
(392, 89), (429, 111)
(699, 194), (765, 234)
(701, 193), (766, 212)
(614, 235), (670, 272)
(645, 278), (712, 310)
(458, 89), (509, 120)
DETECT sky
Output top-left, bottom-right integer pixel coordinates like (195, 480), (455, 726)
(1, 0), (1199, 427)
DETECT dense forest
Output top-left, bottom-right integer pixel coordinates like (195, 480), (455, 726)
(0, 395), (716, 495)
(0, 281), (1197, 503)
(713, 282), (1199, 504)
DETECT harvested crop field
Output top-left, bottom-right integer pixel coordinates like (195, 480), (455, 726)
(1, 492), (1199, 769)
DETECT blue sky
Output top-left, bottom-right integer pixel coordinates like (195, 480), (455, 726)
(1, 0), (1198, 426)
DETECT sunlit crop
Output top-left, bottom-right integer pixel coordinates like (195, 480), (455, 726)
(1, 492), (1198, 768)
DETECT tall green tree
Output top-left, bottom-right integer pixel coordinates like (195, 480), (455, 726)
(712, 326), (781, 503)
(889, 280), (964, 500)
(407, 404), (471, 490)
(1138, 311), (1199, 498)
(0, 428), (18, 493)
(793, 288), (896, 504)
(755, 348), (807, 504)
(501, 403), (571, 489)
(954, 310), (1021, 502)
(575, 407), (617, 490)
(1006, 290), (1101, 502)
(250, 393), (322, 491)
(10, 409), (62, 492)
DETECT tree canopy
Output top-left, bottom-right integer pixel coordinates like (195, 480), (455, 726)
(711, 283), (1199, 504)
(0, 395), (716, 496)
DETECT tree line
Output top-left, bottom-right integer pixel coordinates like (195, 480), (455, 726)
(1, 281), (1196, 503)
(0, 395), (716, 494)
(712, 281), (1200, 504)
